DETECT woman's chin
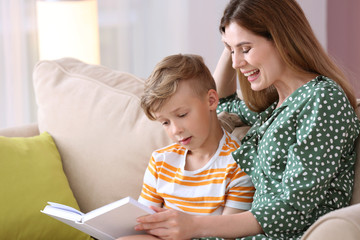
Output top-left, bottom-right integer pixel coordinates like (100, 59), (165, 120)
(250, 83), (263, 91)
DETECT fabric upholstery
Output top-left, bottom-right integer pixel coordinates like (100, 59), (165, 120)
(0, 132), (90, 240)
(1, 57), (358, 239)
(350, 100), (360, 204)
(0, 123), (39, 137)
(33, 58), (172, 212)
(302, 203), (360, 240)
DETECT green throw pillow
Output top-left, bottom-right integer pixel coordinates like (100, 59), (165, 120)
(0, 132), (91, 240)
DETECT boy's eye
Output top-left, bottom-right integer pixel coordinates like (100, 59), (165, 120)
(161, 121), (169, 126)
(178, 113), (187, 118)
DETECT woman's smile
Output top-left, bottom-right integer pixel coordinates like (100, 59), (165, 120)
(243, 69), (260, 82)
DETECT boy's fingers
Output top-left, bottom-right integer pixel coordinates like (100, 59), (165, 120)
(137, 208), (169, 223)
(150, 205), (166, 213)
(135, 221), (166, 231)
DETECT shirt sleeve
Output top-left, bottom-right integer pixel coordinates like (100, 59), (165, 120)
(251, 86), (360, 237)
(217, 93), (259, 125)
(225, 164), (255, 210)
(138, 154), (163, 208)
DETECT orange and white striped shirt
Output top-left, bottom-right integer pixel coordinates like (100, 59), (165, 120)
(138, 131), (255, 215)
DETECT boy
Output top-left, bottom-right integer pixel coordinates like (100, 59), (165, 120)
(118, 54), (254, 240)
(139, 54), (254, 215)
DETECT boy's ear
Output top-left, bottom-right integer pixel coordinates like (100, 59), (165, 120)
(207, 89), (219, 110)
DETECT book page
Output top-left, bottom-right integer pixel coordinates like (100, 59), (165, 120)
(83, 197), (154, 238)
(47, 202), (84, 216)
(83, 197), (152, 220)
(41, 205), (83, 222)
(41, 197), (154, 239)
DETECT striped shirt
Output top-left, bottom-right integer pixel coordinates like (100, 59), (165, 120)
(138, 131), (255, 215)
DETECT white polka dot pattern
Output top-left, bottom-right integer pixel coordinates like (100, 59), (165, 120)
(199, 76), (360, 240)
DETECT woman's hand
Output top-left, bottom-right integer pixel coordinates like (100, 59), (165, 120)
(213, 47), (237, 98)
(135, 206), (196, 240)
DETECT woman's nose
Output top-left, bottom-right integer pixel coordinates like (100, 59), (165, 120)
(232, 53), (246, 69)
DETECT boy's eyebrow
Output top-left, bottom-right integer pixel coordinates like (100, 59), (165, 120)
(154, 106), (185, 119)
(169, 106), (188, 115)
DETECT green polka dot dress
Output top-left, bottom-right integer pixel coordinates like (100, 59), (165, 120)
(201, 76), (360, 240)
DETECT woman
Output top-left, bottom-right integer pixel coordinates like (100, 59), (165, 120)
(123, 0), (360, 239)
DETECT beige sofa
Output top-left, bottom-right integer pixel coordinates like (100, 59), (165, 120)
(1, 58), (360, 239)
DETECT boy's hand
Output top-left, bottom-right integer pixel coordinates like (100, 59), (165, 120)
(135, 206), (196, 240)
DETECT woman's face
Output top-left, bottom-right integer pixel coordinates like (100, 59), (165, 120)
(222, 21), (287, 91)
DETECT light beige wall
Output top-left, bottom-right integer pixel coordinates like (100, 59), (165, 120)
(297, 0), (328, 49)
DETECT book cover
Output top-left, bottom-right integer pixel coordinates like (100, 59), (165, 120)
(41, 196), (154, 240)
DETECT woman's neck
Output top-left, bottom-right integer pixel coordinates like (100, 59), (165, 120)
(274, 72), (317, 108)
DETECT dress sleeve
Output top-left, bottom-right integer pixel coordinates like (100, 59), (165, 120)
(217, 93), (259, 125)
(138, 154), (163, 208)
(250, 87), (360, 237)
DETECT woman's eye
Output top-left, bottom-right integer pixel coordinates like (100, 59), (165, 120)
(161, 121), (169, 126)
(242, 48), (251, 54)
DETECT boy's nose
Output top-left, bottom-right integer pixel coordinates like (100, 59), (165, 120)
(171, 123), (183, 135)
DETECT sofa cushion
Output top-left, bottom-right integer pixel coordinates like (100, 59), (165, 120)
(301, 203), (360, 240)
(350, 100), (360, 204)
(0, 132), (90, 240)
(33, 58), (171, 212)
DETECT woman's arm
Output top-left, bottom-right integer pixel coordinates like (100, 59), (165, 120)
(213, 48), (237, 98)
(245, 83), (360, 238)
(135, 206), (263, 240)
(214, 48), (260, 125)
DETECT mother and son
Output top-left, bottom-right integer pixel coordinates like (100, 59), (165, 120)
(119, 0), (360, 239)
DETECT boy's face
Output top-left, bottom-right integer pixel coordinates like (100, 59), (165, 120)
(154, 79), (218, 152)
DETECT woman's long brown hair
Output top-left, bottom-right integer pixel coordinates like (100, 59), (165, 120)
(220, 0), (357, 112)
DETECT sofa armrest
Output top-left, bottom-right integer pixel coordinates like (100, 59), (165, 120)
(302, 203), (360, 240)
(0, 123), (40, 137)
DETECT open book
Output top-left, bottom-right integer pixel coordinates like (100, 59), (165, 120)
(41, 196), (155, 240)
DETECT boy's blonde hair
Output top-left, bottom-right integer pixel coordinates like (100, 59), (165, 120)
(141, 54), (216, 120)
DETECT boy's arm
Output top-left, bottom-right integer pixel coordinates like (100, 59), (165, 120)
(222, 206), (246, 215)
(135, 206), (263, 239)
